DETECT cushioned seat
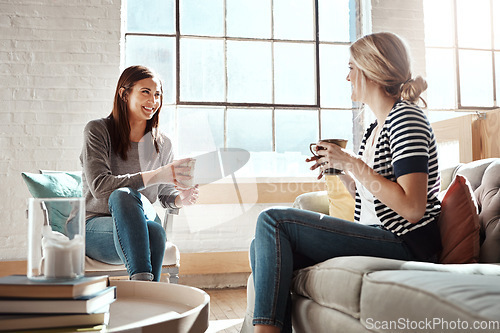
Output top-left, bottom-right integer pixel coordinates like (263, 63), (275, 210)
(85, 239), (180, 283)
(22, 170), (180, 283)
(292, 256), (405, 318)
(241, 158), (500, 333)
(361, 270), (500, 332)
(291, 256), (500, 333)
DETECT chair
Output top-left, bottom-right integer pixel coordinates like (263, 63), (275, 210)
(21, 171), (180, 283)
(84, 210), (180, 283)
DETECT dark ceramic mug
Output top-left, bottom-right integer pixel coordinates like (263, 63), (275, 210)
(309, 139), (348, 175)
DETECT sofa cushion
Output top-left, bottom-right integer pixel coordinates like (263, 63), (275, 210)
(22, 171), (82, 198)
(292, 256), (408, 319)
(455, 158), (496, 192)
(360, 270), (500, 333)
(292, 256), (500, 322)
(439, 164), (462, 191)
(21, 171), (83, 233)
(293, 191), (330, 215)
(292, 295), (371, 333)
(438, 175), (480, 264)
(474, 160), (500, 263)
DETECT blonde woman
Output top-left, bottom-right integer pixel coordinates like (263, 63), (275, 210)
(249, 32), (441, 333)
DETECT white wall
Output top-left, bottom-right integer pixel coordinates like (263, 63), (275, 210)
(371, 0), (427, 79)
(0, 0), (121, 260)
(0, 0), (426, 260)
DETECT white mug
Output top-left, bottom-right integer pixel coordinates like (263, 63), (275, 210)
(178, 158), (196, 188)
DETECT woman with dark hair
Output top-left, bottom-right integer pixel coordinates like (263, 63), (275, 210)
(249, 32), (442, 332)
(81, 65), (198, 282)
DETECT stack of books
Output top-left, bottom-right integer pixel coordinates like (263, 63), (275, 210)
(0, 275), (115, 332)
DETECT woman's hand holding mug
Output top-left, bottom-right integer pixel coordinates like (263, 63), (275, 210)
(307, 139), (348, 179)
(143, 158), (196, 187)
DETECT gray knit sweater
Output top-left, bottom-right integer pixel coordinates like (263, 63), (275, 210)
(80, 118), (179, 219)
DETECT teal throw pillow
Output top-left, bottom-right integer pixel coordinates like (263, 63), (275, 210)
(21, 171), (83, 233)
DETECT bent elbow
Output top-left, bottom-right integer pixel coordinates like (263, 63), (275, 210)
(89, 180), (113, 199)
(89, 188), (109, 199)
(405, 207), (426, 224)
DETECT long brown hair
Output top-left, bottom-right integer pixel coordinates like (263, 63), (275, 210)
(108, 65), (163, 160)
(349, 32), (427, 106)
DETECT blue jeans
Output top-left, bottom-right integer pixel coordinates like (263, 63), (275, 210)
(85, 188), (166, 281)
(250, 207), (415, 332)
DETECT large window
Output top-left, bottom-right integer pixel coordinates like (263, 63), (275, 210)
(124, 0), (359, 177)
(424, 0), (500, 110)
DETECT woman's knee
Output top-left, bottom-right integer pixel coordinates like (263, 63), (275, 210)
(257, 206), (290, 230)
(148, 221), (167, 244)
(108, 187), (141, 208)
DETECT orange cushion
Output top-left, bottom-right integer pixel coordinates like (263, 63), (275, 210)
(438, 175), (480, 264)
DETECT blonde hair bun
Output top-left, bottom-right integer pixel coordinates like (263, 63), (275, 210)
(401, 75), (428, 105)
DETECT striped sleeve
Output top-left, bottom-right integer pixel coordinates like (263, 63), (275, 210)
(387, 106), (431, 179)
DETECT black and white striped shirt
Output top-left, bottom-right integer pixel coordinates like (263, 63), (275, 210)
(354, 100), (441, 237)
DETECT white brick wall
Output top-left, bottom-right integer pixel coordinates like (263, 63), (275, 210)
(0, 0), (120, 260)
(0, 0), (427, 260)
(371, 0), (427, 79)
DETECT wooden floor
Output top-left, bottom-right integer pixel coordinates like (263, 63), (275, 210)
(203, 287), (247, 333)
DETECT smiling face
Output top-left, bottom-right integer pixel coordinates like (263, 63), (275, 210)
(124, 77), (162, 123)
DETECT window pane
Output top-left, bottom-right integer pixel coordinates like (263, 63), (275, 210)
(423, 0), (454, 47)
(180, 0), (224, 37)
(227, 0), (271, 39)
(319, 0), (352, 42)
(456, 0), (491, 49)
(227, 41), (272, 103)
(227, 109), (272, 152)
(459, 50), (494, 107)
(180, 38), (225, 102)
(125, 35), (176, 105)
(176, 107), (224, 157)
(274, 42), (316, 105)
(275, 109), (318, 156)
(273, 0), (314, 41)
(320, 110), (353, 151)
(425, 48), (456, 109)
(319, 44), (351, 108)
(126, 0), (175, 34)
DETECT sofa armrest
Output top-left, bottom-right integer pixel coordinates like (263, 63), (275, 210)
(293, 191), (329, 215)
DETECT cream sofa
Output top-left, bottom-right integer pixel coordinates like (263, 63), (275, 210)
(241, 158), (500, 333)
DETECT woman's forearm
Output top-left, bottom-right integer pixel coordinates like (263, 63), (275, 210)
(338, 173), (356, 199)
(142, 168), (162, 187)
